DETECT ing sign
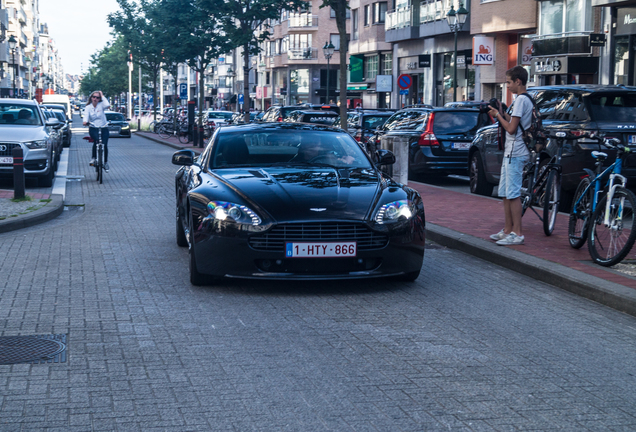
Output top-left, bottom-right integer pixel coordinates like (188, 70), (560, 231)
(473, 36), (495, 65)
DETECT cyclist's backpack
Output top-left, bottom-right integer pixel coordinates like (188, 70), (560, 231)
(518, 93), (546, 151)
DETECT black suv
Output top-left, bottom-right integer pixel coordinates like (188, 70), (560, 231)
(332, 109), (396, 144)
(468, 85), (636, 202)
(368, 107), (493, 178)
(284, 109), (338, 125)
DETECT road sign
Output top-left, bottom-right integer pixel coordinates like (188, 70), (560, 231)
(179, 83), (188, 100)
(238, 94), (244, 105)
(397, 74), (412, 90)
(399, 89), (409, 95)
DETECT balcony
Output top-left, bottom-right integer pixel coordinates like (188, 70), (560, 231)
(420, 0), (447, 24)
(385, 7), (420, 42)
(288, 47), (317, 60)
(288, 14), (318, 29)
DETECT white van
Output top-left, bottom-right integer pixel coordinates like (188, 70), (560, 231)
(42, 94), (72, 119)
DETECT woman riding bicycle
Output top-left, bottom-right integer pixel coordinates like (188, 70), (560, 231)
(83, 90), (110, 172)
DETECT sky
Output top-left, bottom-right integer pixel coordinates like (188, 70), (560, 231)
(38, 0), (122, 77)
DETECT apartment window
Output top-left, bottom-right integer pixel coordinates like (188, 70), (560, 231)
(364, 5), (370, 26)
(352, 9), (359, 40)
(330, 6), (351, 18)
(289, 33), (312, 48)
(373, 2), (387, 24)
(381, 53), (392, 75)
(539, 0), (593, 34)
(365, 55), (379, 80)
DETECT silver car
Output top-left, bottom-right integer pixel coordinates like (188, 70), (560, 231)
(0, 99), (61, 187)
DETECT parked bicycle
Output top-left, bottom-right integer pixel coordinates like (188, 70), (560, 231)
(519, 130), (570, 236)
(568, 135), (636, 266)
(157, 118), (189, 144)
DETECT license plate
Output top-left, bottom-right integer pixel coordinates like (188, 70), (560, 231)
(452, 142), (470, 150)
(286, 242), (357, 258)
(629, 135), (636, 144)
(0, 156), (13, 164)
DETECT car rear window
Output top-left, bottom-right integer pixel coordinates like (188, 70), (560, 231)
(433, 111), (491, 135)
(362, 115), (391, 130)
(106, 113), (125, 121)
(588, 93), (636, 122)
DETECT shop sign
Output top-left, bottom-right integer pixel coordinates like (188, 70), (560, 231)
(590, 34), (606, 46)
(376, 75), (393, 92)
(349, 55), (364, 83)
(456, 55), (465, 67)
(406, 62), (418, 70)
(521, 39), (533, 66)
(617, 8), (636, 35)
(533, 56), (568, 74)
(419, 54), (431, 68)
(473, 36), (495, 65)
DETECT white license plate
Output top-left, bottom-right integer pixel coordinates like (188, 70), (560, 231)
(629, 135), (636, 144)
(452, 142), (470, 150)
(286, 242), (357, 258)
(0, 156), (13, 164)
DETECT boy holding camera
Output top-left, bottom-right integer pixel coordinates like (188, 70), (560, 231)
(487, 66), (534, 246)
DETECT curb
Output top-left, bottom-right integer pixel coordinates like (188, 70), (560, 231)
(0, 194), (65, 234)
(427, 223), (636, 317)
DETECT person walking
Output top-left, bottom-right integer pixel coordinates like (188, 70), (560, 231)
(83, 90), (111, 172)
(487, 66), (534, 246)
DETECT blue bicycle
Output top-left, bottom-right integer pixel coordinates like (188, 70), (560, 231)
(568, 135), (636, 266)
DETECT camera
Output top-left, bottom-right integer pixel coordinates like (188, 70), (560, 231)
(480, 98), (507, 114)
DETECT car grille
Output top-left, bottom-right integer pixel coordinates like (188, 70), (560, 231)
(249, 222), (389, 251)
(0, 143), (21, 157)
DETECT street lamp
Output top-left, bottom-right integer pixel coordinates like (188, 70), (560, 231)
(258, 61), (266, 111)
(227, 67), (235, 109)
(446, 3), (469, 102)
(8, 35), (17, 97)
(322, 41), (335, 104)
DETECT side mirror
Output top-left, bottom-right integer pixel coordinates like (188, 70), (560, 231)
(45, 118), (58, 127)
(172, 149), (196, 166)
(375, 149), (396, 166)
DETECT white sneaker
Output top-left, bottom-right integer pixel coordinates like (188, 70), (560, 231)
(490, 229), (507, 241)
(496, 232), (525, 246)
(104, 163), (109, 172)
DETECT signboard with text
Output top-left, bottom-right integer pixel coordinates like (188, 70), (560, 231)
(521, 39), (533, 66)
(473, 36), (495, 65)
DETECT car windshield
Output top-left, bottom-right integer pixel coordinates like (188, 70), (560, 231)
(433, 111), (491, 135)
(106, 113), (126, 121)
(53, 112), (66, 122)
(208, 112), (234, 120)
(209, 128), (373, 169)
(363, 115), (391, 130)
(0, 104), (42, 126)
(588, 93), (636, 122)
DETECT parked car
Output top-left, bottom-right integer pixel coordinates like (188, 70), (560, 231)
(171, 122), (426, 285)
(206, 110), (234, 127)
(368, 107), (493, 178)
(468, 85), (636, 206)
(260, 105), (306, 122)
(284, 109), (339, 126)
(105, 111), (132, 138)
(0, 99), (61, 186)
(40, 108), (64, 167)
(42, 104), (72, 147)
(229, 112), (257, 124)
(332, 109), (396, 143)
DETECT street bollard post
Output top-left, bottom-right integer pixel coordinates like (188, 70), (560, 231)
(187, 101), (195, 144)
(12, 146), (25, 199)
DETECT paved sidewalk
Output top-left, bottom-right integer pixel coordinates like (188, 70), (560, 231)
(0, 190), (63, 233)
(136, 130), (636, 317)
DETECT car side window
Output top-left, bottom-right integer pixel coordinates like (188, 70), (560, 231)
(552, 93), (589, 122)
(391, 111), (428, 131)
(533, 91), (562, 120)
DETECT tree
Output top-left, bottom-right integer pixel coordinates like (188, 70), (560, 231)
(320, 0), (348, 126)
(213, 0), (306, 122)
(108, 0), (165, 121)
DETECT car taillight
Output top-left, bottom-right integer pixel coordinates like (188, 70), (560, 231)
(418, 113), (439, 146)
(277, 116), (283, 122)
(354, 132), (362, 142)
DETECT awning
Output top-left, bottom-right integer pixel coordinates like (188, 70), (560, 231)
(347, 84), (368, 91)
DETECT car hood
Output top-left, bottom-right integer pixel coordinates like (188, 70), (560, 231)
(0, 126), (47, 142)
(216, 167), (383, 222)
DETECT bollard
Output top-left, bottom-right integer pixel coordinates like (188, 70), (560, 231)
(187, 101), (195, 144)
(12, 146), (25, 199)
(380, 135), (409, 184)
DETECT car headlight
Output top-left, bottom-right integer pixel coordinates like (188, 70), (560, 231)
(121, 125), (130, 129)
(207, 201), (262, 226)
(24, 140), (47, 149)
(374, 200), (413, 224)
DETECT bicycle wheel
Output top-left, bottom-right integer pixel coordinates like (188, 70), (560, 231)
(588, 187), (636, 266)
(97, 145), (103, 184)
(568, 177), (591, 249)
(178, 130), (189, 144)
(158, 124), (171, 139)
(542, 170), (561, 236)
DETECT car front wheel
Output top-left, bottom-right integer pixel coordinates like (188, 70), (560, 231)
(469, 152), (494, 196)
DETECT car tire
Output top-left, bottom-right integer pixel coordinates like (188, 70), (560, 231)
(38, 166), (54, 187)
(469, 152), (494, 196)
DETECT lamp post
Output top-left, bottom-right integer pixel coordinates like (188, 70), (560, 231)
(446, 3), (469, 102)
(8, 35), (17, 97)
(322, 41), (335, 104)
(227, 67), (235, 110)
(258, 61), (266, 111)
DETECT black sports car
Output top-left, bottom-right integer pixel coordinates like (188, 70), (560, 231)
(172, 123), (426, 285)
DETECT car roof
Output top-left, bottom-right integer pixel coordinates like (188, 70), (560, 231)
(529, 84), (636, 93)
(216, 122), (350, 134)
(1, 98), (38, 106)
